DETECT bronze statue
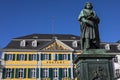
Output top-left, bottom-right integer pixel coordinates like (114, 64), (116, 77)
(78, 2), (100, 50)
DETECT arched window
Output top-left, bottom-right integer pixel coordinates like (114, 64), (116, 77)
(72, 41), (78, 48)
(105, 44), (110, 50)
(32, 40), (37, 47)
(20, 40), (26, 47)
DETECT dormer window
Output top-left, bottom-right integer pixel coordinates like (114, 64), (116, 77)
(32, 40), (37, 47)
(20, 40), (26, 47)
(72, 41), (78, 48)
(117, 44), (120, 50)
(105, 44), (110, 50)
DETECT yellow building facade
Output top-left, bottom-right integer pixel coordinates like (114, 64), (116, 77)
(2, 34), (81, 80)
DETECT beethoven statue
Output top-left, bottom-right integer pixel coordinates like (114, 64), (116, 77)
(78, 2), (100, 50)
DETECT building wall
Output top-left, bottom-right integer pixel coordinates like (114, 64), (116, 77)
(2, 51), (80, 80)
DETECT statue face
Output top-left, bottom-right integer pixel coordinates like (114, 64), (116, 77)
(85, 2), (93, 9)
(86, 3), (92, 9)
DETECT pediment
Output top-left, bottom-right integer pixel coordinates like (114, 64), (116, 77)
(42, 39), (73, 51)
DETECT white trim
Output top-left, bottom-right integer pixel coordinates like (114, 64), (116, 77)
(56, 39), (74, 51)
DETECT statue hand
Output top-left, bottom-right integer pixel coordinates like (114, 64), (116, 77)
(86, 20), (94, 26)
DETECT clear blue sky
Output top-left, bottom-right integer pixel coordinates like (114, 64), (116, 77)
(0, 0), (120, 48)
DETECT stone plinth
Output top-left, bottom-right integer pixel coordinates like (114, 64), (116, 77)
(74, 50), (115, 80)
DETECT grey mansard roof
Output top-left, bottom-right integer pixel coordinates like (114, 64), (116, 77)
(3, 34), (120, 53)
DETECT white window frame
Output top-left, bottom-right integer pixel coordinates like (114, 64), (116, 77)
(63, 54), (68, 60)
(6, 68), (12, 78)
(72, 41), (78, 48)
(8, 54), (13, 60)
(18, 68), (24, 78)
(20, 40), (26, 47)
(31, 54), (37, 61)
(31, 68), (36, 78)
(43, 68), (49, 78)
(53, 68), (59, 78)
(105, 44), (110, 50)
(19, 54), (25, 61)
(63, 68), (68, 77)
(45, 54), (49, 60)
(117, 44), (120, 50)
(32, 40), (37, 47)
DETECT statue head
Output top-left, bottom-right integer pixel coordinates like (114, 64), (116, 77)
(84, 2), (93, 9)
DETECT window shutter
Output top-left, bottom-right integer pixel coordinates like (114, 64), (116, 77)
(69, 68), (71, 78)
(28, 68), (31, 78)
(49, 54), (51, 60)
(41, 54), (43, 60)
(17, 54), (19, 60)
(49, 68), (53, 80)
(59, 54), (62, 60)
(37, 54), (39, 61)
(29, 54), (31, 61)
(11, 68), (14, 78)
(4, 54), (7, 60)
(25, 54), (27, 61)
(36, 68), (39, 78)
(68, 54), (70, 60)
(40, 68), (43, 78)
(59, 68), (62, 80)
(2, 68), (6, 79)
(24, 68), (26, 78)
(13, 54), (15, 60)
(15, 68), (18, 78)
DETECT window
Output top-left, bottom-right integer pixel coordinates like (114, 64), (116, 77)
(52, 54), (59, 60)
(44, 54), (49, 60)
(6, 68), (12, 78)
(20, 40), (26, 47)
(117, 44), (120, 50)
(43, 54), (49, 60)
(32, 40), (37, 47)
(43, 68), (49, 78)
(31, 68), (36, 78)
(31, 54), (37, 60)
(19, 54), (25, 60)
(63, 68), (68, 77)
(72, 41), (78, 48)
(18, 68), (24, 78)
(63, 54), (68, 60)
(115, 69), (120, 78)
(105, 44), (110, 50)
(7, 54), (13, 60)
(53, 68), (58, 78)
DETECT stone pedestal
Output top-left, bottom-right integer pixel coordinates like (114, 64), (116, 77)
(74, 49), (115, 80)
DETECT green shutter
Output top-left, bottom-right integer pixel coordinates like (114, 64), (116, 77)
(59, 68), (62, 80)
(29, 54), (31, 61)
(2, 68), (6, 79)
(25, 54), (27, 61)
(49, 54), (51, 60)
(13, 54), (15, 60)
(40, 68), (43, 78)
(17, 54), (19, 60)
(11, 68), (14, 78)
(4, 54), (7, 60)
(24, 68), (26, 78)
(49, 68), (53, 80)
(15, 68), (18, 78)
(59, 54), (62, 60)
(68, 54), (70, 60)
(41, 54), (43, 60)
(69, 68), (71, 78)
(28, 68), (31, 78)
(37, 54), (39, 61)
(36, 68), (39, 78)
